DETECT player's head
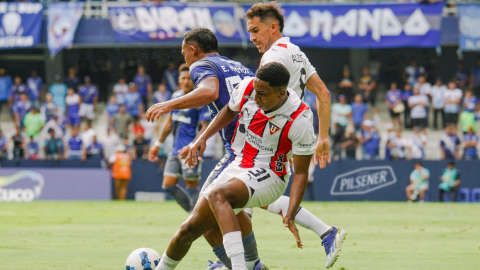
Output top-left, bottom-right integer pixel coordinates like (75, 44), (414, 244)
(182, 28), (218, 66)
(253, 62), (290, 111)
(246, 2), (284, 53)
(178, 63), (193, 93)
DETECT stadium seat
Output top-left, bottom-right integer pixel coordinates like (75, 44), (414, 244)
(457, 188), (470, 202)
(471, 188), (480, 203)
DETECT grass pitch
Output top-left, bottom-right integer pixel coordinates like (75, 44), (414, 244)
(0, 201), (479, 269)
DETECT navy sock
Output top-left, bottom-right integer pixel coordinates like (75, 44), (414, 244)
(163, 185), (190, 212)
(186, 186), (200, 211)
(213, 244), (232, 270)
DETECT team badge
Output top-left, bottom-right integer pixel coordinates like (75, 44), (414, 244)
(268, 121), (281, 135)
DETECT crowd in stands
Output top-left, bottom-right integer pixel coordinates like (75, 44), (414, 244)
(329, 57), (480, 161)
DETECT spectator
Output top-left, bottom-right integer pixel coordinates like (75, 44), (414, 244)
(408, 85), (429, 132)
(113, 77), (128, 105)
(463, 126), (478, 160)
(9, 76), (30, 112)
(460, 90), (478, 136)
(103, 128), (120, 159)
(26, 136), (39, 160)
(0, 129), (7, 160)
(351, 93), (368, 133)
(341, 128), (358, 160)
(439, 161), (461, 202)
(153, 84), (171, 104)
(440, 125), (461, 160)
(85, 135), (104, 160)
(132, 118), (145, 136)
(337, 66), (354, 103)
(81, 123), (96, 150)
(402, 84), (413, 129)
(44, 128), (63, 160)
(359, 120), (380, 160)
(358, 66), (376, 107)
(409, 127), (427, 160)
(13, 93), (32, 128)
(64, 67), (80, 92)
(469, 57), (480, 98)
(108, 144), (132, 200)
(331, 94), (351, 130)
(406, 162), (430, 202)
(444, 80), (463, 129)
(133, 66), (152, 110)
(26, 70), (43, 106)
(49, 75), (67, 116)
(140, 113), (156, 143)
(11, 126), (25, 159)
(387, 130), (407, 160)
(163, 61), (179, 92)
(65, 126), (83, 160)
(330, 123), (344, 160)
(113, 104), (131, 137)
(462, 89), (478, 113)
(133, 130), (148, 160)
(23, 106), (44, 138)
(124, 82), (143, 121)
(41, 115), (64, 140)
(105, 95), (120, 127)
(454, 62), (469, 90)
(65, 88), (81, 127)
(404, 59), (425, 87)
(41, 93), (58, 122)
(0, 68), (13, 115)
(120, 135), (133, 156)
(386, 82), (403, 130)
(417, 75), (431, 96)
(78, 76), (98, 126)
(430, 77), (446, 130)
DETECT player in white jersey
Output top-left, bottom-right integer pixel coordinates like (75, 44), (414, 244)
(155, 63), (315, 270)
(244, 3), (346, 268)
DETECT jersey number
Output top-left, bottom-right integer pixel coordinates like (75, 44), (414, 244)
(299, 68), (306, 99)
(249, 168), (270, 182)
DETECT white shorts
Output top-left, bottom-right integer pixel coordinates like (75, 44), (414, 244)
(202, 162), (289, 214)
(79, 103), (95, 119)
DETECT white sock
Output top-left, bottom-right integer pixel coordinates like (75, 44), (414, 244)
(267, 195), (331, 238)
(155, 252), (180, 270)
(223, 231), (247, 270)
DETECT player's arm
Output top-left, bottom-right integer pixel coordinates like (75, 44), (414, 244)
(147, 114), (172, 162)
(146, 77), (219, 122)
(306, 73), (331, 169)
(177, 120), (210, 159)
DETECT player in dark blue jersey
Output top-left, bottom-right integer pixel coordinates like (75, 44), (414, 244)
(148, 64), (211, 213)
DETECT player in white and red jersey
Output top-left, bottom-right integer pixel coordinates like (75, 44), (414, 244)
(245, 3), (346, 269)
(154, 63), (314, 270)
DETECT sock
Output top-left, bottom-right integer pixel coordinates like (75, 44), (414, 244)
(186, 186), (200, 211)
(213, 244), (232, 270)
(223, 231), (246, 270)
(163, 185), (190, 212)
(155, 252), (179, 270)
(243, 231), (259, 270)
(267, 195), (331, 238)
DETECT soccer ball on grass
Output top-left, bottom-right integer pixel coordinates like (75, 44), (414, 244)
(126, 248), (161, 270)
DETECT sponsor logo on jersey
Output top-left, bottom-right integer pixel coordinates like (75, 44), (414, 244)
(299, 141), (315, 148)
(268, 121), (281, 135)
(330, 166), (396, 195)
(245, 130), (273, 152)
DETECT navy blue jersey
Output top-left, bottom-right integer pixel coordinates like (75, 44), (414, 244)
(189, 55), (254, 153)
(170, 90), (211, 156)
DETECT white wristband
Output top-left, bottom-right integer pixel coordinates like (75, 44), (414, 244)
(154, 141), (163, 148)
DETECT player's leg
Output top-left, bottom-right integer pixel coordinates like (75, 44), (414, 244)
(156, 196), (220, 270)
(182, 158), (202, 211)
(163, 155), (190, 212)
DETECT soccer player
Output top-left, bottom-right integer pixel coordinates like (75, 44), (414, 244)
(148, 64), (211, 212)
(245, 3), (345, 268)
(155, 62), (315, 270)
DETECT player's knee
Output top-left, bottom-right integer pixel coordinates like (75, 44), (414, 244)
(177, 220), (198, 243)
(163, 185), (176, 195)
(208, 188), (229, 206)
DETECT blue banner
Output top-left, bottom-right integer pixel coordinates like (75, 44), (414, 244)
(108, 3), (245, 43)
(0, 3), (43, 49)
(458, 4), (480, 51)
(48, 2), (84, 57)
(244, 3), (443, 48)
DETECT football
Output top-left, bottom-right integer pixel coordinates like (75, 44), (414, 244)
(126, 248), (161, 270)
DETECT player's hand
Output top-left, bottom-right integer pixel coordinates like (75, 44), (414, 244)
(314, 137), (331, 169)
(145, 102), (173, 122)
(186, 139), (206, 168)
(284, 215), (303, 249)
(148, 146), (160, 162)
(177, 145), (190, 159)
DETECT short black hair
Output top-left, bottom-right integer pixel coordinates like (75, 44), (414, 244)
(448, 161), (455, 167)
(178, 63), (189, 73)
(246, 2), (285, 32)
(415, 161), (422, 167)
(255, 62), (290, 88)
(183, 28), (218, 53)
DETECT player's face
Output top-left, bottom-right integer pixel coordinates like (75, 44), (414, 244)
(178, 70), (193, 93)
(253, 78), (285, 111)
(247, 17), (274, 53)
(181, 41), (199, 67)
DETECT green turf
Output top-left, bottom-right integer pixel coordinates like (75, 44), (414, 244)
(0, 201), (479, 269)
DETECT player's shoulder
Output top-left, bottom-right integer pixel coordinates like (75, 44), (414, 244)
(237, 77), (255, 93)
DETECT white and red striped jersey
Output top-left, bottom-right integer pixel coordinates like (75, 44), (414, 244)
(260, 37), (317, 100)
(228, 77), (316, 177)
